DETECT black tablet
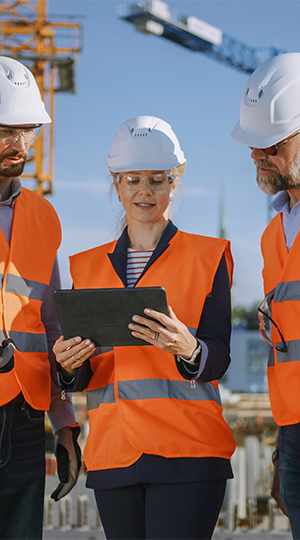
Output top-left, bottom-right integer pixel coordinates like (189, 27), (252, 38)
(54, 286), (169, 347)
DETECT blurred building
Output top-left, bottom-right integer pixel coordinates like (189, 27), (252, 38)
(222, 326), (270, 394)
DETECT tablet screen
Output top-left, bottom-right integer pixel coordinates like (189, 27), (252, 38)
(54, 286), (169, 347)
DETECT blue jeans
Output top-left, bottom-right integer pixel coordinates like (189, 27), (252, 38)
(279, 422), (300, 539)
(0, 397), (45, 539)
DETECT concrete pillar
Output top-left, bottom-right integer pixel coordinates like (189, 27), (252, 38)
(59, 495), (72, 530)
(77, 494), (89, 530)
(237, 445), (247, 520)
(43, 495), (54, 530)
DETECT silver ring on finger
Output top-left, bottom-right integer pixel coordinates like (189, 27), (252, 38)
(71, 355), (76, 361)
(152, 331), (159, 341)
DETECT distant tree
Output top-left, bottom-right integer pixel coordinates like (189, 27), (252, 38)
(232, 301), (261, 330)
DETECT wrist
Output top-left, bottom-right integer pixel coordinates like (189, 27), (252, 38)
(179, 341), (202, 365)
(56, 361), (75, 378)
(181, 338), (198, 360)
(62, 366), (76, 378)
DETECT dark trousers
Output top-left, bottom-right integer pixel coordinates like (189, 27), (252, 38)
(0, 397), (45, 540)
(95, 479), (226, 540)
(280, 422), (300, 540)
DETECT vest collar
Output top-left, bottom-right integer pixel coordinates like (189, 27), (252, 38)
(108, 220), (178, 287)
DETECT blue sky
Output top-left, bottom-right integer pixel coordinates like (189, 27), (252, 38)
(26, 0), (300, 307)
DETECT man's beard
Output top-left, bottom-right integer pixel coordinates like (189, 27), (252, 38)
(0, 149), (27, 178)
(255, 151), (300, 195)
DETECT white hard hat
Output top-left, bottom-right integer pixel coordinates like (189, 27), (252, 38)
(0, 56), (51, 125)
(231, 52), (300, 148)
(106, 115), (185, 172)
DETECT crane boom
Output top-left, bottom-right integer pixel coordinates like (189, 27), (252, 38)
(119, 0), (285, 74)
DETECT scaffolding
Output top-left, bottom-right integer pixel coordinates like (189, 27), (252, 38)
(0, 0), (81, 195)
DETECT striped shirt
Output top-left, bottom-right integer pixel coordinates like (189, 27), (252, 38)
(127, 248), (154, 287)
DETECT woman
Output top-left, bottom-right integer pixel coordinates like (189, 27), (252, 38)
(54, 115), (236, 540)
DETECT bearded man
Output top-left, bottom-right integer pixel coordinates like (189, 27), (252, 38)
(0, 56), (81, 540)
(231, 52), (300, 539)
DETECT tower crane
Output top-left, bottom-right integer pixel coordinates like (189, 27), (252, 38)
(0, 0), (81, 195)
(119, 0), (285, 74)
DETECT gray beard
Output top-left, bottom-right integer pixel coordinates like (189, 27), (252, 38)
(255, 153), (300, 195)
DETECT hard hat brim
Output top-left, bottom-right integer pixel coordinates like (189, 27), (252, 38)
(231, 122), (300, 149)
(107, 159), (185, 173)
(0, 111), (51, 125)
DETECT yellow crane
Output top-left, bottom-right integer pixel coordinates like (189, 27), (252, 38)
(0, 0), (81, 195)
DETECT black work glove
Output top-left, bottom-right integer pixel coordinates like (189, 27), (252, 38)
(51, 425), (81, 501)
(0, 338), (15, 373)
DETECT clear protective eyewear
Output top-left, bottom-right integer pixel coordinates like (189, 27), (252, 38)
(0, 124), (42, 146)
(117, 171), (175, 191)
(257, 296), (287, 353)
(249, 130), (300, 156)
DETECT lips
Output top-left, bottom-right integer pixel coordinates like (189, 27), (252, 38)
(259, 166), (273, 175)
(135, 202), (155, 207)
(254, 160), (276, 170)
(4, 156), (23, 164)
(1, 149), (26, 162)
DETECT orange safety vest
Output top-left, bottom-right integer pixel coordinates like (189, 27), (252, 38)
(70, 230), (236, 471)
(261, 212), (300, 425)
(0, 188), (61, 410)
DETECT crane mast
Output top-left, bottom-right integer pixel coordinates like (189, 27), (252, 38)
(0, 0), (81, 195)
(119, 0), (285, 74)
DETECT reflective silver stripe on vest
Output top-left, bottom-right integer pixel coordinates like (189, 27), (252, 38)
(275, 339), (300, 363)
(118, 378), (221, 404)
(274, 281), (300, 303)
(86, 383), (116, 410)
(5, 274), (47, 301)
(8, 331), (48, 352)
(268, 348), (274, 367)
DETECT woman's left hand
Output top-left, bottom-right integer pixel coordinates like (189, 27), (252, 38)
(128, 305), (198, 358)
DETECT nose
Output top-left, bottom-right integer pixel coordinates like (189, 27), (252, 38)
(10, 133), (26, 151)
(250, 147), (266, 160)
(137, 179), (153, 194)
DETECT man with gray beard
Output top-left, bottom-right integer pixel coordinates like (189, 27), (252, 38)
(231, 52), (300, 539)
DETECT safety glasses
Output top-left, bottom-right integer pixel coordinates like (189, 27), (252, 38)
(0, 124), (42, 146)
(116, 171), (175, 191)
(257, 297), (287, 353)
(249, 130), (300, 156)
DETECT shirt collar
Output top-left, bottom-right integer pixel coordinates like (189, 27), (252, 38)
(271, 191), (296, 215)
(0, 178), (22, 207)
